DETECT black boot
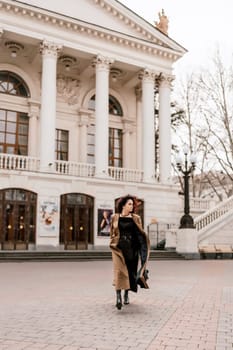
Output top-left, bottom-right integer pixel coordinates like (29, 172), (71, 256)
(124, 290), (129, 305)
(116, 290), (122, 310)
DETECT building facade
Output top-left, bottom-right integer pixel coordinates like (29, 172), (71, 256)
(0, 0), (186, 250)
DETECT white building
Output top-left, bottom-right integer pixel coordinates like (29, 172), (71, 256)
(0, 0), (186, 250)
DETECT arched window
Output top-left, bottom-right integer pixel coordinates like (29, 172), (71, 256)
(0, 71), (30, 97)
(0, 71), (30, 155)
(88, 94), (123, 116)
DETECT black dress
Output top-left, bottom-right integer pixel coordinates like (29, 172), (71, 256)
(118, 217), (140, 292)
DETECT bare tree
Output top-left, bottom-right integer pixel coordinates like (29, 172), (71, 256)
(173, 48), (233, 199)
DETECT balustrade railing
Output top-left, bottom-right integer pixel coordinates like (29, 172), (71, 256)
(190, 197), (210, 211)
(0, 153), (144, 183)
(0, 153), (39, 171)
(108, 166), (143, 182)
(194, 195), (233, 231)
(55, 160), (95, 177)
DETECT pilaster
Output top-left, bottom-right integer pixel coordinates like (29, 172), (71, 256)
(28, 101), (40, 157)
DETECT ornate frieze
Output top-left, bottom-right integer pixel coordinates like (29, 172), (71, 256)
(57, 76), (80, 105)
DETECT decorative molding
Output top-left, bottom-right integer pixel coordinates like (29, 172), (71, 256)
(28, 100), (40, 118)
(78, 114), (90, 127)
(58, 55), (77, 71)
(138, 68), (157, 82)
(157, 74), (175, 88)
(92, 54), (113, 69)
(110, 68), (123, 82)
(40, 41), (62, 58)
(57, 76), (80, 105)
(5, 40), (24, 57)
(0, 0), (182, 62)
(123, 120), (136, 134)
(135, 86), (142, 100)
(93, 0), (159, 44)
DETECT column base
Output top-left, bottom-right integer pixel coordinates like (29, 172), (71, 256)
(143, 175), (156, 184)
(176, 228), (199, 256)
(95, 169), (109, 178)
(40, 163), (55, 173)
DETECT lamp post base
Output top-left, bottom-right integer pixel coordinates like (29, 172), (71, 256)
(179, 214), (195, 229)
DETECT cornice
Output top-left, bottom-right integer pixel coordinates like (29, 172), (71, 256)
(0, 0), (182, 62)
(93, 0), (186, 54)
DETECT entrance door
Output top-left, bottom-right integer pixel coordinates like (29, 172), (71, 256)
(60, 194), (94, 250)
(0, 189), (37, 250)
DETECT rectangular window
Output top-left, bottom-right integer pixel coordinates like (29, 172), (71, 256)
(87, 124), (95, 164)
(0, 109), (29, 155)
(109, 128), (122, 167)
(55, 129), (69, 161)
(87, 125), (123, 167)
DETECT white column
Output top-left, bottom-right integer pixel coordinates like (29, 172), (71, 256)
(140, 69), (156, 183)
(28, 102), (39, 157)
(158, 74), (173, 183)
(92, 55), (112, 177)
(135, 87), (142, 169)
(39, 41), (61, 171)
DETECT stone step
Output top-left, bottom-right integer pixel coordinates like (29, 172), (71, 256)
(0, 249), (185, 261)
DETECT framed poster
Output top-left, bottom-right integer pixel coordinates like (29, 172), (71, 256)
(97, 208), (113, 237)
(39, 198), (59, 236)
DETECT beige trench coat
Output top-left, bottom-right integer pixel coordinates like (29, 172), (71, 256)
(109, 213), (150, 291)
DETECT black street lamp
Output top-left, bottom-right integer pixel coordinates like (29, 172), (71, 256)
(176, 147), (196, 229)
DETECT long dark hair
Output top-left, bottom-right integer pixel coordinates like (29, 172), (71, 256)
(116, 194), (137, 214)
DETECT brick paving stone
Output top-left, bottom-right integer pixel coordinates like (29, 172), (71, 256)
(1, 260), (233, 350)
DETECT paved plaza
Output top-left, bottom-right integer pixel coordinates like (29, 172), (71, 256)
(0, 259), (233, 350)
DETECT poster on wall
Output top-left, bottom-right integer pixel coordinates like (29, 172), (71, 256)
(39, 198), (59, 236)
(97, 208), (113, 237)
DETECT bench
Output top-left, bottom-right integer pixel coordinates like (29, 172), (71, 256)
(215, 244), (233, 259)
(199, 244), (233, 259)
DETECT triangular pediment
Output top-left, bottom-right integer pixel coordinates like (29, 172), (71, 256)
(18, 0), (185, 54)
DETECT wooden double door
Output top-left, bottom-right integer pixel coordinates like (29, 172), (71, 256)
(0, 189), (36, 250)
(60, 194), (94, 250)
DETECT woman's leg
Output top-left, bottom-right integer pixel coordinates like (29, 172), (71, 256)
(116, 290), (122, 310)
(123, 290), (129, 305)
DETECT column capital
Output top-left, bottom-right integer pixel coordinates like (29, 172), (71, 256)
(92, 54), (114, 69)
(138, 68), (157, 82)
(78, 114), (90, 127)
(40, 40), (62, 58)
(123, 121), (135, 134)
(157, 73), (175, 88)
(27, 100), (40, 118)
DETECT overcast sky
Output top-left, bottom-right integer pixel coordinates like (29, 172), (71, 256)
(118, 0), (233, 74)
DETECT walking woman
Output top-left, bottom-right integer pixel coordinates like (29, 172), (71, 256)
(109, 194), (150, 310)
